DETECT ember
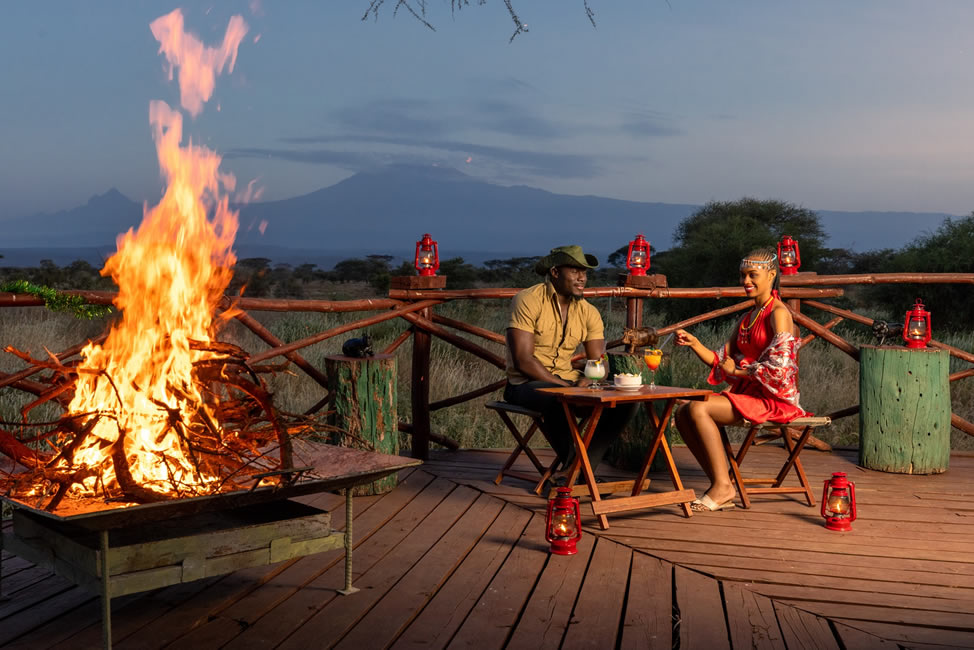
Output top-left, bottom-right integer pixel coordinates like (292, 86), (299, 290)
(0, 10), (326, 513)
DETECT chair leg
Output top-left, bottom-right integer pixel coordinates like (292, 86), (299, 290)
(533, 455), (561, 495)
(493, 412), (546, 486)
(719, 426), (751, 509)
(776, 425), (816, 506)
(735, 426), (760, 466)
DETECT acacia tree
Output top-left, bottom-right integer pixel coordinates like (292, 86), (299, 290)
(864, 214), (974, 328)
(654, 198), (827, 290)
(362, 0), (596, 42)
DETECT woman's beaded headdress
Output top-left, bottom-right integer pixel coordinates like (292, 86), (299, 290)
(740, 254), (777, 271)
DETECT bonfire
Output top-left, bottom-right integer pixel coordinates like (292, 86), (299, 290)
(0, 10), (326, 514)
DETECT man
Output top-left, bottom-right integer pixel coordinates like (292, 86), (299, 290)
(504, 245), (636, 476)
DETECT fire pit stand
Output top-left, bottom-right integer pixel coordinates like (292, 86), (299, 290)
(0, 444), (420, 649)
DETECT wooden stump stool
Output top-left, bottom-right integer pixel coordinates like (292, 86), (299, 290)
(325, 353), (399, 494)
(859, 345), (950, 474)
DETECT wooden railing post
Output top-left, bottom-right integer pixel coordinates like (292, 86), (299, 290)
(411, 304), (432, 459)
(618, 273), (667, 331)
(626, 298), (643, 330)
(390, 274), (448, 460)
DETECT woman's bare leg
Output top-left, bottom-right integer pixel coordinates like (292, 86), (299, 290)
(676, 395), (740, 505)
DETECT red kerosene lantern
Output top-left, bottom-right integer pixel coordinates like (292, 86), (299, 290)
(777, 235), (801, 275)
(414, 233), (440, 277)
(903, 298), (932, 349)
(626, 234), (650, 276)
(821, 472), (857, 531)
(545, 487), (582, 555)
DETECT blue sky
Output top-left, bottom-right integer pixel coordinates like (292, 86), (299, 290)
(2, 1), (973, 222)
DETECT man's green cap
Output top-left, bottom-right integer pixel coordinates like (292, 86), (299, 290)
(533, 245), (599, 276)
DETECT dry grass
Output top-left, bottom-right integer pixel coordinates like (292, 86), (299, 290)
(1, 292), (973, 461)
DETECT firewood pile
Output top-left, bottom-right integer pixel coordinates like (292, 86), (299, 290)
(0, 338), (334, 514)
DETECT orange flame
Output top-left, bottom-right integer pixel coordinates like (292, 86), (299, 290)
(63, 10), (248, 499)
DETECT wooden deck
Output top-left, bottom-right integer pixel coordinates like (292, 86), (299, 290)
(3, 444), (974, 649)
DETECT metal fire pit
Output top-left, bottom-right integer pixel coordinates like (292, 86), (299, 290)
(0, 443), (420, 649)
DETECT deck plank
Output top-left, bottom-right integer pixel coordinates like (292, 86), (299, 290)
(332, 491), (503, 649)
(722, 581), (784, 650)
(276, 483), (481, 649)
(561, 537), (631, 649)
(773, 602), (840, 650)
(505, 528), (597, 650)
(445, 512), (550, 650)
(392, 503), (532, 650)
(619, 551), (672, 650)
(675, 566), (730, 650)
(832, 621), (898, 649)
(2, 445), (974, 648)
(221, 473), (452, 650)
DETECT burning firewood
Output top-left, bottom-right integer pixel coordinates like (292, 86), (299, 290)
(0, 340), (336, 512)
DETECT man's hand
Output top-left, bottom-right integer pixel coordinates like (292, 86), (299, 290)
(575, 377), (593, 387)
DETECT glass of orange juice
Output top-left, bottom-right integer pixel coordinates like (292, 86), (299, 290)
(643, 348), (663, 389)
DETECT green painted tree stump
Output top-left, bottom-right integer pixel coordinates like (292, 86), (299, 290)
(604, 351), (676, 472)
(859, 345), (949, 474)
(325, 353), (399, 494)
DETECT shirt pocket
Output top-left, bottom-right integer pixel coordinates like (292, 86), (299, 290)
(561, 320), (583, 352)
(535, 321), (557, 349)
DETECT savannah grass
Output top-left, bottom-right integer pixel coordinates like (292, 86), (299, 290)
(1, 288), (972, 474)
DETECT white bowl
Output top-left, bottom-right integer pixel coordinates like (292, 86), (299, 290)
(613, 373), (642, 388)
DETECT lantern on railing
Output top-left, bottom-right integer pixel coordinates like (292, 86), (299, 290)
(777, 235), (801, 275)
(821, 472), (857, 531)
(626, 234), (650, 276)
(414, 233), (439, 277)
(545, 486), (582, 555)
(903, 298), (931, 349)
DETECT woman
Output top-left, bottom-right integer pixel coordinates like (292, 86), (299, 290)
(674, 247), (806, 511)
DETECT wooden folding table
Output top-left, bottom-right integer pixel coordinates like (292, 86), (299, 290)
(540, 385), (712, 529)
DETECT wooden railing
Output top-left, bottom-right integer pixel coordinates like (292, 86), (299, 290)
(2, 272), (973, 460)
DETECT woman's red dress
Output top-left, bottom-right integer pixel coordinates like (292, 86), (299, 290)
(707, 300), (806, 424)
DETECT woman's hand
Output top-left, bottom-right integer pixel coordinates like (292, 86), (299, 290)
(720, 355), (738, 376)
(675, 329), (698, 347)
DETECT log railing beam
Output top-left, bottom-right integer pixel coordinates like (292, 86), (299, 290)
(788, 309), (860, 360)
(248, 300), (441, 364)
(430, 379), (507, 412)
(432, 314), (505, 345)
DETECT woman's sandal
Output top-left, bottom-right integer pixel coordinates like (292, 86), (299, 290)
(690, 495), (736, 511)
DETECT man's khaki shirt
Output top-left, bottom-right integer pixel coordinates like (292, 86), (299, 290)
(506, 279), (604, 385)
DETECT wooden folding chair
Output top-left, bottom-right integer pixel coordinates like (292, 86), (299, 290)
(485, 401), (559, 494)
(718, 416), (831, 508)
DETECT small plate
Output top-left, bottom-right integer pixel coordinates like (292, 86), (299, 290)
(613, 384), (643, 392)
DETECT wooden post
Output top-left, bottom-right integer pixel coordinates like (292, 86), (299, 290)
(390, 275), (446, 461)
(411, 307), (432, 460)
(859, 345), (950, 474)
(604, 351), (672, 472)
(325, 353), (399, 493)
(626, 298), (643, 330)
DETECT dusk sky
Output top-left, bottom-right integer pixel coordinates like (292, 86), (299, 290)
(2, 1), (973, 224)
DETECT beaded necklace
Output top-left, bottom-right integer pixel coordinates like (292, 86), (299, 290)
(739, 295), (775, 345)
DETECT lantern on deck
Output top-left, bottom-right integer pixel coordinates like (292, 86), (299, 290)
(626, 234), (650, 276)
(777, 235), (801, 275)
(545, 487), (582, 555)
(903, 298), (932, 349)
(821, 472), (857, 531)
(414, 233), (439, 277)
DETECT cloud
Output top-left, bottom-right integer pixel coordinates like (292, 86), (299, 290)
(228, 134), (603, 179)
(473, 100), (564, 138)
(619, 110), (683, 137)
(332, 99), (448, 137)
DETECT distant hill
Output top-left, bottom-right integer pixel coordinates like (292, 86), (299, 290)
(0, 165), (961, 268)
